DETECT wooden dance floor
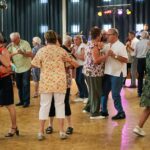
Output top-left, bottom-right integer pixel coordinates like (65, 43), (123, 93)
(0, 79), (150, 150)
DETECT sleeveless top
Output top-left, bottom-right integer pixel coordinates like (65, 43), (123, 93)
(83, 42), (105, 77)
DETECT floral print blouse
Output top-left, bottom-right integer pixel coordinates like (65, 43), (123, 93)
(83, 42), (105, 77)
(31, 45), (70, 94)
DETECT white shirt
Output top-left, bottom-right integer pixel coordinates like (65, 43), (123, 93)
(75, 43), (87, 66)
(130, 37), (139, 56)
(135, 39), (150, 58)
(104, 40), (128, 77)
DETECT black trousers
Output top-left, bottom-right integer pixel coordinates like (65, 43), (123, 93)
(49, 88), (71, 117)
(137, 58), (146, 95)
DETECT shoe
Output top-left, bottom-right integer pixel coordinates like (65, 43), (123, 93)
(5, 127), (19, 137)
(59, 132), (69, 140)
(90, 113), (106, 119)
(38, 133), (45, 141)
(16, 102), (23, 106)
(73, 98), (84, 102)
(138, 93), (141, 97)
(99, 111), (109, 119)
(112, 112), (126, 120)
(133, 126), (146, 136)
(83, 98), (88, 104)
(66, 127), (73, 134)
(128, 85), (137, 88)
(23, 104), (29, 108)
(45, 126), (53, 134)
(82, 109), (90, 114)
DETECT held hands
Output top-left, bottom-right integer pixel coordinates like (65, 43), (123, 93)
(17, 49), (25, 55)
(97, 42), (104, 50)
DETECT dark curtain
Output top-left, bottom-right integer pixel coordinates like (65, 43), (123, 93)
(0, 0), (62, 44)
(67, 0), (150, 42)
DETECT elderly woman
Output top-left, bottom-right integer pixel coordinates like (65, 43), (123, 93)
(46, 36), (78, 135)
(32, 37), (42, 98)
(0, 33), (19, 137)
(83, 27), (110, 119)
(72, 35), (88, 102)
(31, 30), (78, 140)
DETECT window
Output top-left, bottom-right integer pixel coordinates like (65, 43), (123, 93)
(136, 0), (144, 2)
(103, 24), (112, 31)
(71, 0), (80, 3)
(71, 25), (80, 33)
(103, 0), (111, 2)
(40, 0), (48, 4)
(40, 25), (48, 33)
(136, 24), (143, 32)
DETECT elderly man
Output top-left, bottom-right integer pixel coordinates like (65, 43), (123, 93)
(100, 28), (128, 120)
(8, 32), (32, 108)
(135, 31), (150, 97)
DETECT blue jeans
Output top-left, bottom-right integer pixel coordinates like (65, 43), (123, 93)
(16, 69), (30, 105)
(101, 74), (124, 114)
(76, 66), (88, 98)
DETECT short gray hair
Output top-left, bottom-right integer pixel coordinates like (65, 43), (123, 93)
(109, 28), (119, 36)
(141, 31), (149, 39)
(10, 32), (20, 39)
(33, 37), (41, 45)
(63, 35), (72, 45)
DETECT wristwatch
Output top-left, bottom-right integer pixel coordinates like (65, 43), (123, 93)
(115, 55), (118, 59)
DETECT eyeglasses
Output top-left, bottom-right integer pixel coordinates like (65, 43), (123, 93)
(106, 34), (114, 36)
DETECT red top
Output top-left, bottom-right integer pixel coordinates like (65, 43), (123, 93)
(0, 47), (11, 78)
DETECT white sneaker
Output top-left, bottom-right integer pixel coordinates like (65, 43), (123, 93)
(83, 98), (88, 104)
(73, 98), (84, 102)
(82, 109), (89, 113)
(38, 133), (45, 141)
(90, 115), (106, 120)
(133, 126), (146, 136)
(59, 132), (69, 140)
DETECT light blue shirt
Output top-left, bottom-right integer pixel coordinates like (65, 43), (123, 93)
(135, 39), (150, 58)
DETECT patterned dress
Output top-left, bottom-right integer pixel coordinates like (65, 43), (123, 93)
(140, 50), (150, 107)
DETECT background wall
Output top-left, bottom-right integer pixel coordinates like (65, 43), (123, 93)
(67, 0), (150, 42)
(0, 0), (150, 44)
(0, 0), (62, 43)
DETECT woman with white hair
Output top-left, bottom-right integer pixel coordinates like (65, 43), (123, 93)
(32, 37), (43, 98)
(135, 31), (150, 97)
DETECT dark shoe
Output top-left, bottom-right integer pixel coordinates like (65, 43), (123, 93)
(5, 127), (19, 137)
(46, 126), (53, 134)
(128, 85), (136, 88)
(99, 111), (109, 118)
(66, 127), (73, 134)
(23, 104), (29, 108)
(138, 93), (141, 97)
(112, 112), (126, 120)
(16, 102), (23, 106)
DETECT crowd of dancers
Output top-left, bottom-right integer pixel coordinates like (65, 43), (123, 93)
(0, 25), (150, 141)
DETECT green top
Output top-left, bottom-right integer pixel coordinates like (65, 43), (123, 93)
(8, 39), (32, 73)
